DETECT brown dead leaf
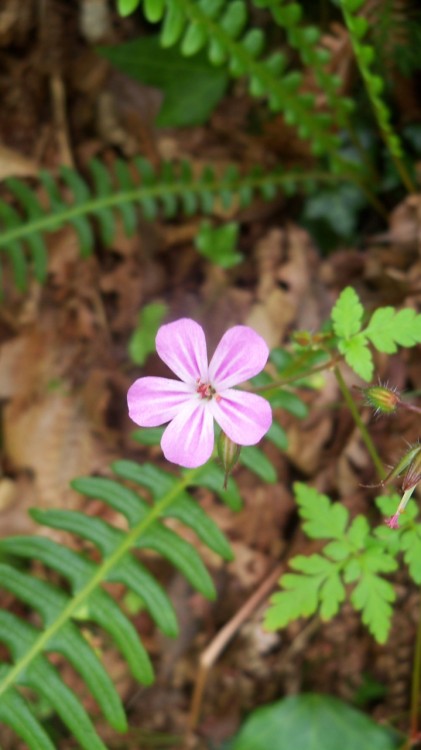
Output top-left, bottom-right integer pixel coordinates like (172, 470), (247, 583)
(0, 143), (38, 179)
(4, 389), (103, 507)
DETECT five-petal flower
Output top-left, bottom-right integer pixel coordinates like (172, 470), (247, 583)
(127, 318), (272, 468)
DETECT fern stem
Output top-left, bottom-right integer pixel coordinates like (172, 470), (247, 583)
(0, 466), (201, 698)
(0, 169), (343, 251)
(334, 366), (385, 480)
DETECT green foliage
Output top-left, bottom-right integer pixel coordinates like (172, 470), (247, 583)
(340, 0), (407, 169)
(301, 183), (367, 241)
(0, 459), (233, 748)
(368, 0), (421, 77)
(132, 423), (278, 488)
(230, 694), (401, 750)
(98, 37), (229, 127)
(239, 445), (276, 483)
(331, 286), (364, 339)
(113, 0), (358, 173)
(0, 158), (329, 291)
(195, 220), (242, 268)
(376, 495), (421, 585)
(265, 483), (397, 643)
(331, 286), (421, 380)
(117, 0), (141, 16)
(128, 301), (167, 365)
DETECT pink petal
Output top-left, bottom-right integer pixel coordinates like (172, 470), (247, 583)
(156, 319), (208, 385)
(210, 389), (272, 445)
(208, 326), (269, 389)
(127, 377), (193, 427)
(161, 400), (214, 468)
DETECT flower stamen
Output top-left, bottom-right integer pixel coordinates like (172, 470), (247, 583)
(196, 380), (217, 400)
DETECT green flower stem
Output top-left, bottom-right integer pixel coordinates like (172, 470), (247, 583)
(334, 366), (385, 480)
(408, 593), (421, 749)
(251, 353), (343, 393)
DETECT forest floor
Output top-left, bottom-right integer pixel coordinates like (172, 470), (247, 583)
(0, 1), (420, 748)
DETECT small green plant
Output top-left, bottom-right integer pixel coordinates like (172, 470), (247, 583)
(0, 458), (237, 748)
(1, 0), (421, 746)
(265, 483), (398, 643)
(0, 286), (420, 746)
(230, 694), (401, 750)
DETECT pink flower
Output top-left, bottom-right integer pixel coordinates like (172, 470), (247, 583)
(127, 319), (272, 468)
(385, 514), (400, 530)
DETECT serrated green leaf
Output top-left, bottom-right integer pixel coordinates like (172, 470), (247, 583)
(195, 220), (242, 268)
(294, 483), (349, 539)
(347, 515), (370, 547)
(319, 573), (345, 619)
(331, 286), (364, 338)
(291, 553), (332, 574)
(365, 307), (421, 353)
(338, 335), (373, 381)
(323, 540), (350, 561)
(400, 526), (421, 583)
(350, 573), (395, 643)
(264, 572), (319, 629)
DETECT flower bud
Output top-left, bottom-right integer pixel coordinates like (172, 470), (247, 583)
(402, 444), (421, 491)
(361, 384), (401, 414)
(217, 432), (241, 488)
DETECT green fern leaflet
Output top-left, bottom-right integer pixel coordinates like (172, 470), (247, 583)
(0, 460), (233, 749)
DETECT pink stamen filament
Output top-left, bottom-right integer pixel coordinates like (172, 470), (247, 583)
(196, 379), (221, 401)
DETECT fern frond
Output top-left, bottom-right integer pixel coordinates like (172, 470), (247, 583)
(340, 0), (415, 192)
(116, 0), (363, 171)
(0, 460), (233, 749)
(0, 159), (340, 291)
(366, 0), (421, 76)
(253, 0), (354, 129)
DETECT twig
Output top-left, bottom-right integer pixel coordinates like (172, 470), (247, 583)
(186, 563), (283, 738)
(50, 73), (74, 168)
